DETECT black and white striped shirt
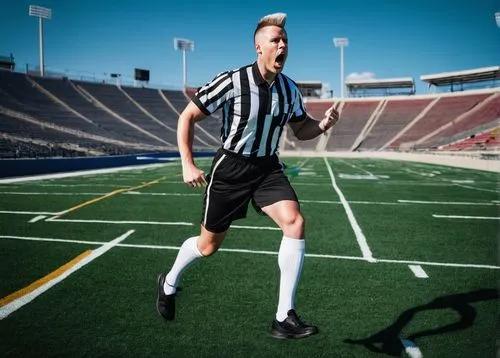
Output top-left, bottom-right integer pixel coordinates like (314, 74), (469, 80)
(192, 62), (306, 157)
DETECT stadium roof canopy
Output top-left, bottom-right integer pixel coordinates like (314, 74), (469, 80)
(420, 66), (500, 87)
(296, 80), (322, 86)
(0, 53), (15, 71)
(345, 77), (415, 97)
(345, 77), (414, 90)
(296, 81), (323, 98)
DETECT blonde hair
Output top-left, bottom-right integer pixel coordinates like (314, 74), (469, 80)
(254, 13), (287, 39)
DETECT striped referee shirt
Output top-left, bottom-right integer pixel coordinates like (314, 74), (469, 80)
(192, 62), (307, 158)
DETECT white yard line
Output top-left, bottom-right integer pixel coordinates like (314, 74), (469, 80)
(0, 191), (403, 205)
(323, 157), (375, 262)
(125, 192), (199, 196)
(28, 215), (46, 223)
(31, 184), (128, 188)
(404, 168), (436, 177)
(6, 190), (496, 207)
(46, 217), (195, 226)
(379, 257), (498, 269)
(1, 234), (498, 270)
(0, 230), (135, 320)
(0, 235), (117, 246)
(0, 192), (104, 196)
(408, 265), (429, 278)
(377, 182), (455, 186)
(45, 217), (279, 230)
(288, 182), (331, 186)
(0, 191), (201, 197)
(230, 225), (280, 231)
(433, 214), (500, 220)
(301, 200), (402, 205)
(0, 210), (62, 215)
(398, 199), (499, 206)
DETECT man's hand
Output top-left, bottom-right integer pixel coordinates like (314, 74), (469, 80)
(182, 163), (207, 188)
(319, 103), (340, 133)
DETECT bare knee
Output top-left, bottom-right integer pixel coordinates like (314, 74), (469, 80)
(198, 240), (220, 256)
(197, 228), (226, 256)
(281, 211), (305, 238)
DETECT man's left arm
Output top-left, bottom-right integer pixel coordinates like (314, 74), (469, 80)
(288, 104), (339, 141)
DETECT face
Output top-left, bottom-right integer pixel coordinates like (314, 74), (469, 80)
(255, 25), (288, 78)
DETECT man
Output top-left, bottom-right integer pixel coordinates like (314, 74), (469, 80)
(157, 12), (339, 340)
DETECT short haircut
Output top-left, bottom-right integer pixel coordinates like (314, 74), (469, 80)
(254, 13), (287, 40)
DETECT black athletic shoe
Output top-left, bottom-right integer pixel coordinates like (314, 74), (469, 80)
(270, 309), (318, 339)
(156, 273), (175, 321)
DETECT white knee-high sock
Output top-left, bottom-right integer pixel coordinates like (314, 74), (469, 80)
(164, 236), (203, 295)
(276, 236), (305, 321)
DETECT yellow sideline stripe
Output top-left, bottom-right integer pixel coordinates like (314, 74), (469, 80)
(53, 176), (166, 218)
(0, 250), (92, 308)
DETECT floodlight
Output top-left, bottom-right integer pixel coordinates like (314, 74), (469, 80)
(174, 38), (194, 52)
(29, 5), (52, 76)
(333, 38), (349, 47)
(333, 37), (349, 98)
(174, 38), (194, 88)
(29, 5), (51, 19)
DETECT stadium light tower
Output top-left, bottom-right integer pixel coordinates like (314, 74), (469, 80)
(29, 5), (52, 77)
(333, 37), (349, 98)
(174, 38), (194, 88)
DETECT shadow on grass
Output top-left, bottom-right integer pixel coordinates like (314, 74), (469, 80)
(344, 288), (498, 356)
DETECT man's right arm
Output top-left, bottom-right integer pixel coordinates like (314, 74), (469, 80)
(177, 101), (208, 187)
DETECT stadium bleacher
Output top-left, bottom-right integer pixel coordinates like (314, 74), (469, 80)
(326, 100), (380, 151)
(0, 71), (106, 133)
(439, 128), (499, 151)
(119, 86), (183, 144)
(388, 93), (491, 150)
(0, 66), (498, 158)
(29, 75), (157, 145)
(418, 92), (500, 148)
(165, 88), (222, 147)
(358, 98), (433, 151)
(161, 89), (189, 114)
(0, 136), (85, 158)
(0, 111), (128, 156)
(75, 81), (174, 146)
(284, 100), (337, 151)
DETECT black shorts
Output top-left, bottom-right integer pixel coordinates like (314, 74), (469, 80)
(201, 148), (299, 233)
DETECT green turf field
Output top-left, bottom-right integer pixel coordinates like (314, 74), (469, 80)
(0, 157), (498, 357)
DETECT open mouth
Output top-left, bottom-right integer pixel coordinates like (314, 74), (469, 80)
(275, 53), (286, 66)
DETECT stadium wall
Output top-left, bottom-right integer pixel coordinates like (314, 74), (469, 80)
(0, 151), (215, 179)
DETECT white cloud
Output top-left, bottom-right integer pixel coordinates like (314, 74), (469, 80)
(346, 72), (376, 81)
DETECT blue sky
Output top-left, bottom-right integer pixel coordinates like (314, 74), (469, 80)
(1, 0), (499, 95)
